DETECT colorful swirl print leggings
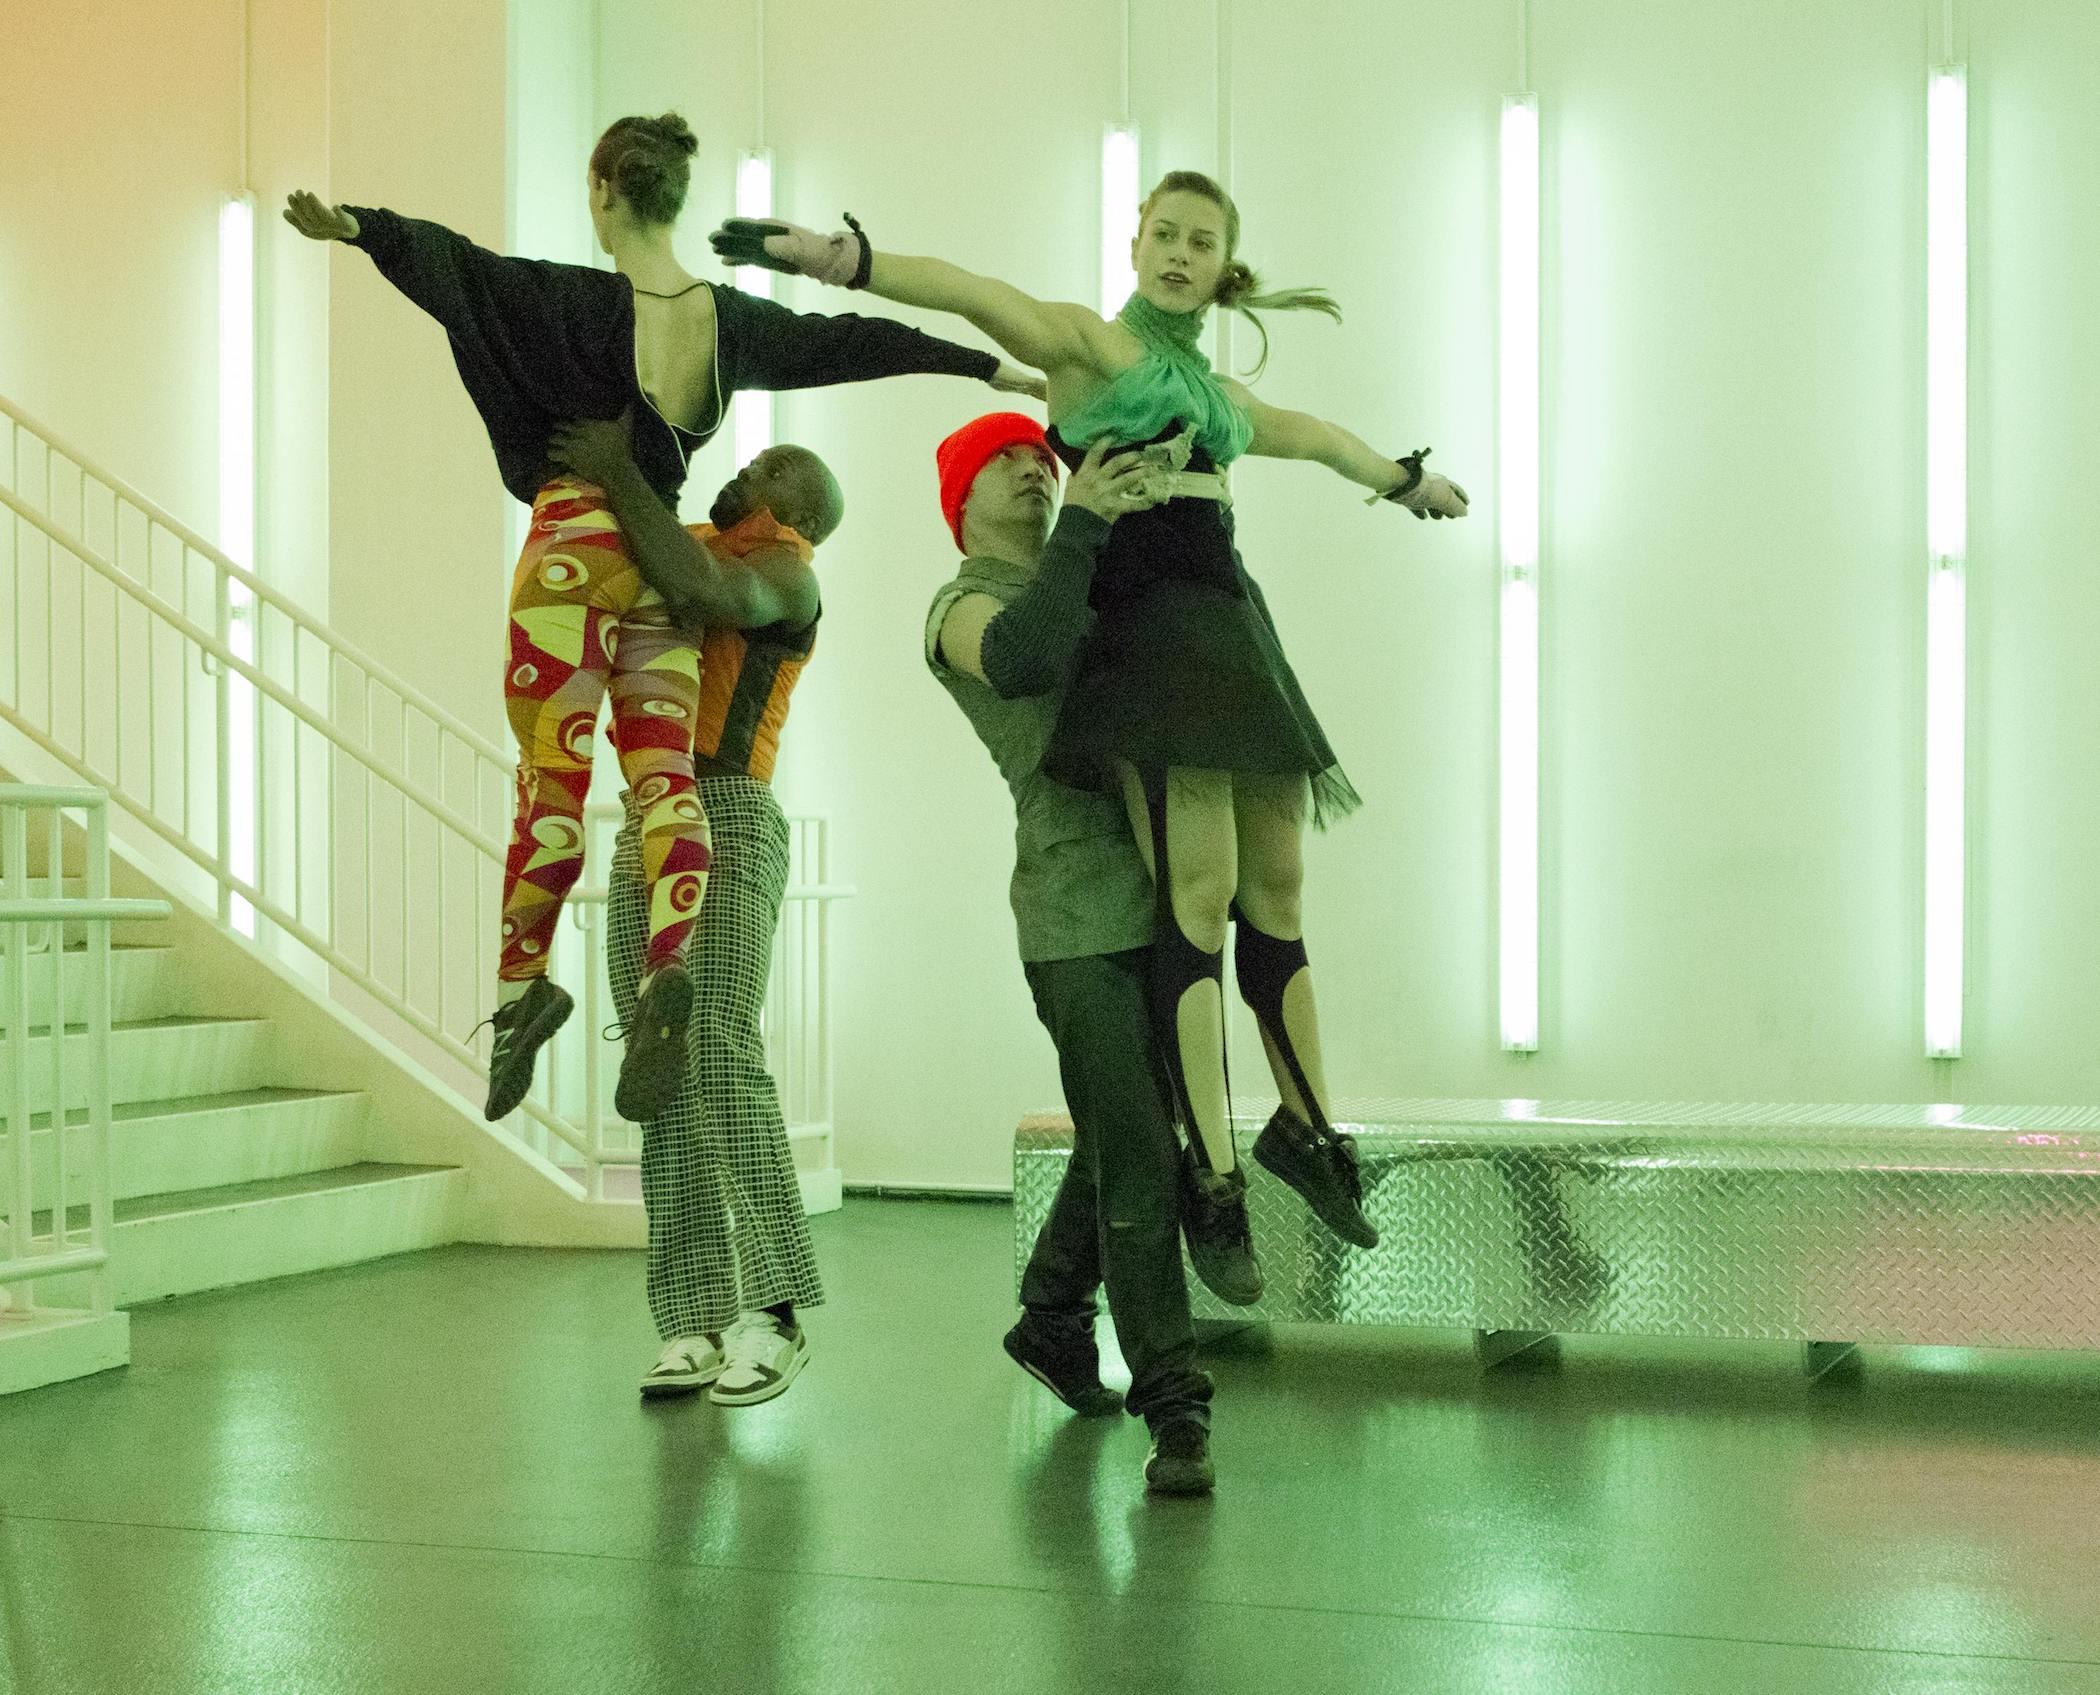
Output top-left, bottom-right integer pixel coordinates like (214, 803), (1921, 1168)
(499, 478), (710, 984)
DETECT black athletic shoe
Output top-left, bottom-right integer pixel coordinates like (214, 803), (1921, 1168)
(1004, 1316), (1124, 1417)
(483, 978), (574, 1121)
(615, 965), (692, 1122)
(1179, 1151), (1264, 1306)
(1144, 1418), (1216, 1496)
(1252, 1106), (1380, 1249)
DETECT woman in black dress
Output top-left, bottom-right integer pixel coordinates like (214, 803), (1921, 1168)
(716, 171), (1469, 1256)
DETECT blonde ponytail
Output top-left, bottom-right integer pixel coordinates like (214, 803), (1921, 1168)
(1140, 172), (1341, 379)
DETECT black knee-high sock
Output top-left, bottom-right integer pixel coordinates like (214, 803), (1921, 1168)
(1231, 904), (1328, 1132)
(1141, 774), (1230, 1170)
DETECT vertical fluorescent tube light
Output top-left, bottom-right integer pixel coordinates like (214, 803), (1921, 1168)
(219, 193), (258, 937)
(1498, 94), (1541, 1053)
(732, 149), (775, 466)
(1101, 124), (1141, 317)
(1924, 65), (1967, 1058)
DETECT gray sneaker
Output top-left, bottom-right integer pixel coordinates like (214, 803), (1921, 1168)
(639, 1334), (724, 1397)
(709, 1314), (808, 1406)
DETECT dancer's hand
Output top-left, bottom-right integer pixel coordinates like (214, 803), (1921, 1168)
(1064, 440), (1163, 523)
(283, 191), (359, 243)
(989, 361), (1049, 402)
(547, 413), (634, 487)
(708, 215), (869, 289)
(1373, 448), (1469, 520)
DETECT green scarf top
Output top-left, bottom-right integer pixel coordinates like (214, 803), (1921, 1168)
(1056, 293), (1254, 467)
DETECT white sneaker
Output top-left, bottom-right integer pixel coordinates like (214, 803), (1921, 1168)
(708, 1314), (808, 1406)
(639, 1334), (724, 1397)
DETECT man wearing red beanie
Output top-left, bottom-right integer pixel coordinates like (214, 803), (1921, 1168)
(924, 412), (1257, 1496)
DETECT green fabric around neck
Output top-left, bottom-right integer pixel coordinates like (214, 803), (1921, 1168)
(1056, 294), (1254, 466)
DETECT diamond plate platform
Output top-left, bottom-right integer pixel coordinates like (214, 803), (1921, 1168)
(1013, 1099), (2100, 1358)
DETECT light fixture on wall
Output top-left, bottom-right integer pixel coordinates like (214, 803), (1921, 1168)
(1924, 62), (1967, 1059)
(1100, 124), (1141, 318)
(218, 191), (258, 939)
(1498, 92), (1540, 1054)
(732, 147), (776, 468)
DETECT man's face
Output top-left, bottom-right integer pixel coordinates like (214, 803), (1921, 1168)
(964, 444), (1057, 546)
(710, 451), (772, 530)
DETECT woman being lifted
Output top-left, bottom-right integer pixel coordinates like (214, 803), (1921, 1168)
(715, 171), (1468, 1261)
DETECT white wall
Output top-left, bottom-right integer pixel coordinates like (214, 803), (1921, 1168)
(20, 0), (2100, 1199)
(566, 0), (2100, 1192)
(326, 0), (515, 737)
(0, 0), (329, 613)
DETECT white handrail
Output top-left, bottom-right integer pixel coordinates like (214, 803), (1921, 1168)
(0, 394), (853, 1198)
(0, 393), (510, 767)
(1, 786), (169, 1337)
(1, 396), (585, 1162)
(0, 488), (504, 854)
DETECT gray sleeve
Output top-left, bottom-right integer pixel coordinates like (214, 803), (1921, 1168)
(977, 506), (1109, 700)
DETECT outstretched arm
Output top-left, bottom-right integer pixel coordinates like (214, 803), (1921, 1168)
(1233, 384), (1470, 519)
(549, 418), (819, 631)
(711, 215), (1108, 380)
(860, 254), (1104, 379)
(721, 287), (1036, 395)
(287, 192), (527, 335)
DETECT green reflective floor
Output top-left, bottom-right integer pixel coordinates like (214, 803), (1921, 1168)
(5, 1198), (2100, 1694)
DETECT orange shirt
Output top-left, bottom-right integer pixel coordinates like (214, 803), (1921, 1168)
(683, 510), (818, 784)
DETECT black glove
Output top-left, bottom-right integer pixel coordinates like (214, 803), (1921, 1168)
(707, 214), (872, 289)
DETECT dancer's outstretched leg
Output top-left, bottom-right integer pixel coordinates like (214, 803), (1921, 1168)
(606, 596), (711, 1122)
(1231, 770), (1377, 1249)
(1118, 763), (1261, 1304)
(487, 489), (638, 1117)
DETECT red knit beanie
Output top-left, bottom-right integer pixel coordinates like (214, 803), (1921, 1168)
(935, 412), (1060, 552)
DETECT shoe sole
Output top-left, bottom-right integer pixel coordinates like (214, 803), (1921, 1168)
(1252, 1136), (1381, 1250)
(1003, 1330), (1124, 1417)
(638, 1376), (715, 1397)
(1145, 1460), (1217, 1496)
(1187, 1252), (1265, 1307)
(615, 968), (693, 1122)
(484, 987), (575, 1121)
(708, 1340), (807, 1406)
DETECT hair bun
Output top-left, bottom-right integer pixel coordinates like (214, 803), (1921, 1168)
(654, 112), (699, 157)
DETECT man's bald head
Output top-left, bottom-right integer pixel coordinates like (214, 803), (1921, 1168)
(710, 444), (845, 546)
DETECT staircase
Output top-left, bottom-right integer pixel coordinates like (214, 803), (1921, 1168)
(0, 385), (848, 1395)
(19, 933), (464, 1311)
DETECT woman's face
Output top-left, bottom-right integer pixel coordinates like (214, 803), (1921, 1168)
(1130, 190), (1230, 315)
(586, 170), (620, 254)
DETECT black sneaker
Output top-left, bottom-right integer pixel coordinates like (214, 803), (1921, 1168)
(1144, 1418), (1215, 1496)
(483, 978), (574, 1121)
(615, 964), (692, 1122)
(1179, 1151), (1264, 1306)
(1252, 1106), (1380, 1249)
(1004, 1317), (1124, 1417)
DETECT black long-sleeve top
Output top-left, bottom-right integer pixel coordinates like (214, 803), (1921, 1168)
(342, 206), (1002, 509)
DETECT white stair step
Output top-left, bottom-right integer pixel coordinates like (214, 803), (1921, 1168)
(0, 944), (180, 1029)
(7, 1086), (369, 1202)
(4, 1016), (280, 1113)
(38, 1163), (466, 1307)
(0, 1309), (129, 1396)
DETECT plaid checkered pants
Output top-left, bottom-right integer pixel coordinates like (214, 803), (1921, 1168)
(609, 774), (825, 1337)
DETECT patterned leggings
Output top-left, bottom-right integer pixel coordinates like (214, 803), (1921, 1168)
(499, 478), (710, 983)
(608, 774), (826, 1336)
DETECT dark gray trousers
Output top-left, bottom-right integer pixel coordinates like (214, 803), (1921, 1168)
(1020, 948), (1212, 1429)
